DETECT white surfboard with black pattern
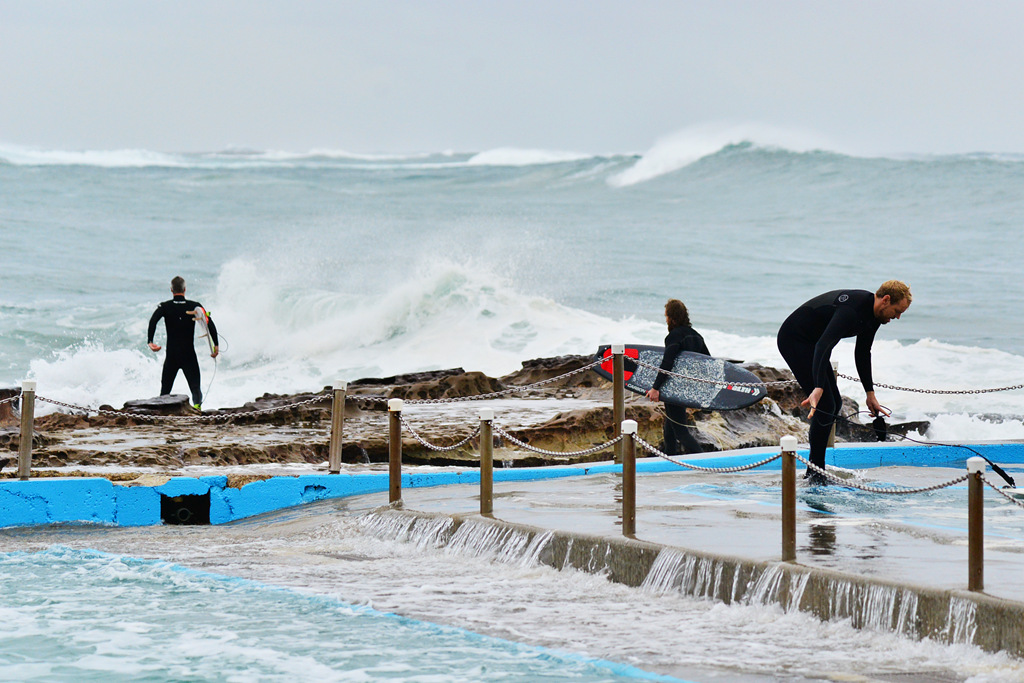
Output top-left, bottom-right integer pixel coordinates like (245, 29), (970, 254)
(593, 344), (767, 410)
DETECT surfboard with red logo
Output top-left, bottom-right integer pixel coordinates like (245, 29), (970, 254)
(593, 345), (767, 410)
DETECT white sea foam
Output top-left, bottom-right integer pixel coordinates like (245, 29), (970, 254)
(607, 122), (840, 187)
(21, 257), (1024, 445)
(466, 147), (595, 166)
(0, 143), (189, 168)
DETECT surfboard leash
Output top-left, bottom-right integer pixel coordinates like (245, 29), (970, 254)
(823, 407), (1016, 489)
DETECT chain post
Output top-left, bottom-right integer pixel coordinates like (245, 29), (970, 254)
(388, 399), (404, 504)
(612, 344), (625, 464)
(621, 419), (637, 537)
(328, 381), (347, 474)
(479, 408), (494, 516)
(17, 380), (36, 481)
(967, 456), (985, 591)
(781, 435), (798, 562)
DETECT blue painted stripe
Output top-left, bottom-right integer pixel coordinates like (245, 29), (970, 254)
(3, 442), (1022, 529)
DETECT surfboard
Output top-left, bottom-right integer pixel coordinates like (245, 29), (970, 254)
(593, 344), (767, 410)
(189, 306), (216, 355)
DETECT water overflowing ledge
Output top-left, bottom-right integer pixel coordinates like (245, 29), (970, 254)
(361, 506), (1024, 659)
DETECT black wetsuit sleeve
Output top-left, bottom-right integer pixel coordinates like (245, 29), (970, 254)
(854, 328), (877, 393)
(811, 306), (861, 389)
(653, 332), (682, 391)
(207, 313), (220, 347)
(147, 305), (164, 344)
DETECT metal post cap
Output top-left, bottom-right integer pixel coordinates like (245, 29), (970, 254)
(780, 435), (798, 452)
(966, 456), (987, 474)
(387, 398), (404, 411)
(479, 408), (494, 421)
(611, 344), (625, 354)
(621, 419), (638, 434)
(333, 381), (347, 391)
(21, 380), (36, 392)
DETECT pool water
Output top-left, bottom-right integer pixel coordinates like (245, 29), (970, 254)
(0, 546), (678, 682)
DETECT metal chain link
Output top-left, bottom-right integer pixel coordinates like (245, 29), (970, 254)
(983, 478), (1024, 509)
(631, 358), (797, 389)
(355, 357), (607, 404)
(398, 414), (482, 452)
(634, 434), (783, 472)
(0, 395), (18, 406)
(492, 426), (624, 458)
(837, 372), (1024, 395)
(37, 394), (327, 423)
(796, 454), (968, 494)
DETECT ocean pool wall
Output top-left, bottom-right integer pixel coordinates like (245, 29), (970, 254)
(2, 442), (1022, 529)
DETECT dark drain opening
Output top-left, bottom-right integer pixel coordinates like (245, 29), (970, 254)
(160, 493), (211, 525)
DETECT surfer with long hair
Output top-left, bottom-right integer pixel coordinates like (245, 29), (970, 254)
(645, 298), (711, 455)
(777, 280), (911, 484)
(147, 276), (219, 409)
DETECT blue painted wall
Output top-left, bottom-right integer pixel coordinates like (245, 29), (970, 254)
(2, 443), (1020, 529)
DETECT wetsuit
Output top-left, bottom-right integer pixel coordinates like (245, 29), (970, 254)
(148, 294), (218, 406)
(654, 324), (711, 455)
(776, 289), (879, 472)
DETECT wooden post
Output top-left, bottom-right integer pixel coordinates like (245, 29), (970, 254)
(17, 380), (36, 481)
(781, 435), (797, 562)
(479, 408), (494, 516)
(967, 456), (985, 592)
(621, 419), (637, 537)
(388, 399), (403, 504)
(612, 344), (625, 464)
(328, 381), (347, 474)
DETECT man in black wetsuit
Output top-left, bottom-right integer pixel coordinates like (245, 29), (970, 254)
(776, 280), (911, 483)
(147, 276), (219, 409)
(645, 299), (711, 455)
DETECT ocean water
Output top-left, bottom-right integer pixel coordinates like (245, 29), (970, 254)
(3, 132), (1024, 439)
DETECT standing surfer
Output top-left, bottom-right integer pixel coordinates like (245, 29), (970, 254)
(645, 299), (710, 455)
(776, 280), (911, 484)
(147, 276), (219, 409)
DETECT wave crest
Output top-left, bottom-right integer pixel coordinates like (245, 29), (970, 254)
(607, 123), (839, 187)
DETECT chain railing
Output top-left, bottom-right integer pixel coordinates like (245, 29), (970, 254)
(631, 358), (797, 389)
(398, 414), (481, 452)
(493, 426), (625, 459)
(837, 372), (1024, 395)
(355, 357), (606, 405)
(795, 453), (969, 494)
(36, 394), (328, 423)
(634, 434), (783, 472)
(984, 478), (1024, 510)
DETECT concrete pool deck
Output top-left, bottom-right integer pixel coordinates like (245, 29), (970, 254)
(5, 440), (1024, 659)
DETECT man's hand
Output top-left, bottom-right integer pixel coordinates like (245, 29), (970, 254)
(801, 387), (824, 418)
(645, 388), (660, 402)
(148, 343), (161, 352)
(211, 347), (219, 359)
(865, 391), (890, 418)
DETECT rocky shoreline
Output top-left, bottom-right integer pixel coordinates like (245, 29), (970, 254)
(0, 355), (928, 476)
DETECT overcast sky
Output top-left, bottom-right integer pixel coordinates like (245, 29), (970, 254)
(2, 0), (1023, 155)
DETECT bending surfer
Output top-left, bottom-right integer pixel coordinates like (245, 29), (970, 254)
(645, 298), (710, 455)
(147, 276), (219, 409)
(776, 280), (911, 484)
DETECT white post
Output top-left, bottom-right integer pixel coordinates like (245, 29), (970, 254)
(612, 344), (625, 464)
(781, 435), (798, 561)
(967, 456), (986, 591)
(328, 381), (347, 474)
(621, 418), (637, 536)
(479, 408), (494, 515)
(388, 399), (404, 504)
(17, 380), (36, 481)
